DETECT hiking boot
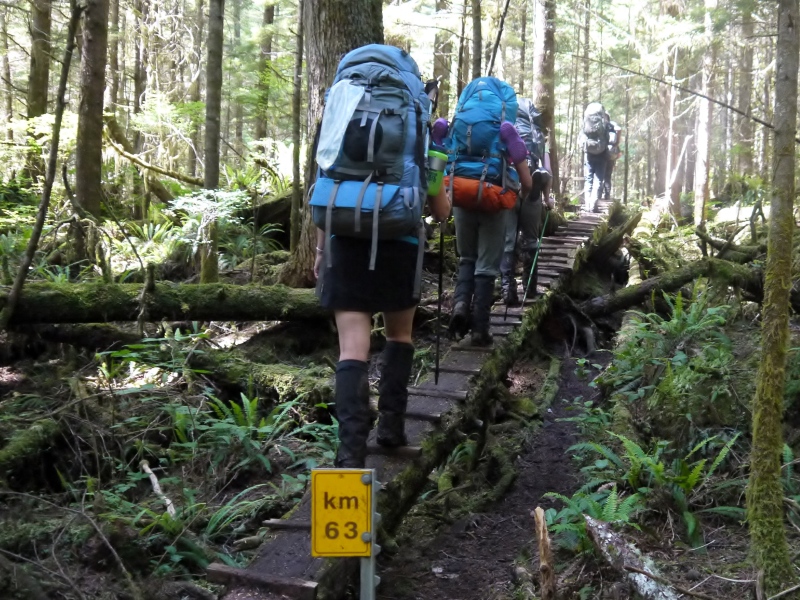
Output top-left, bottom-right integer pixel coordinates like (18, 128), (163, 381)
(500, 251), (520, 306)
(470, 275), (495, 347)
(333, 360), (372, 468)
(449, 262), (475, 339)
(376, 341), (414, 447)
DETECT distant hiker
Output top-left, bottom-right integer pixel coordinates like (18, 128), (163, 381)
(578, 101), (609, 212)
(501, 98), (554, 306)
(604, 115), (622, 200)
(310, 44), (451, 468)
(441, 77), (533, 346)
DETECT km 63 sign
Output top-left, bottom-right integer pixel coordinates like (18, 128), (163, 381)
(311, 469), (373, 557)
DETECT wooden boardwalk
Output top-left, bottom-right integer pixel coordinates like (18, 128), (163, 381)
(211, 201), (613, 600)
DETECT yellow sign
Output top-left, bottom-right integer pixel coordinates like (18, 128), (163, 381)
(311, 469), (372, 557)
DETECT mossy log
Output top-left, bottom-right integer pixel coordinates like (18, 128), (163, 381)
(0, 282), (330, 324)
(0, 419), (59, 478)
(580, 258), (761, 317)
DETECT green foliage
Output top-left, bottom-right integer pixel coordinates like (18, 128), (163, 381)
(544, 486), (644, 554)
(559, 396), (612, 438)
(597, 288), (745, 443)
(570, 431), (741, 548)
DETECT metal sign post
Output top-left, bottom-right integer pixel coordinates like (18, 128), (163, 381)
(311, 469), (380, 600)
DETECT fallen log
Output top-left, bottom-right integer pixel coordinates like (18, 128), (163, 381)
(590, 210), (643, 264)
(0, 282), (329, 324)
(1, 282), (446, 326)
(694, 227), (765, 262)
(584, 515), (681, 600)
(580, 257), (771, 317)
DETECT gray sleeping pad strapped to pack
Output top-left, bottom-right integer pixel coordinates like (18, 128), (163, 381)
(583, 102), (608, 155)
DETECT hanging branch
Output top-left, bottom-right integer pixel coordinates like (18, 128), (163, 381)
(0, 1), (83, 330)
(577, 54), (800, 144)
(486, 0), (512, 77)
(104, 133), (204, 186)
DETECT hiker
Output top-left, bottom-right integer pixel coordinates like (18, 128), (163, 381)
(440, 77), (533, 346)
(604, 115), (622, 200)
(501, 98), (554, 306)
(578, 102), (609, 212)
(309, 44), (451, 468)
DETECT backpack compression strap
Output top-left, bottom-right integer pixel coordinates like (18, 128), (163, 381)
(368, 183), (384, 271)
(325, 180), (342, 269)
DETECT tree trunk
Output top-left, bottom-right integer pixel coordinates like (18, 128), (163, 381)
(746, 0), (799, 594)
(737, 6), (754, 175)
(0, 9), (11, 141)
(278, 0), (383, 287)
(232, 0), (244, 157)
(133, 0), (148, 116)
(108, 0), (120, 106)
(761, 38), (773, 182)
(456, 0), (468, 97)
(201, 0), (224, 283)
(75, 0), (110, 217)
(693, 0), (716, 226)
(433, 0), (452, 118)
(188, 0), (204, 176)
(518, 1), (526, 95)
(471, 0), (481, 79)
(290, 0), (304, 252)
(25, 0), (51, 182)
(532, 0), (558, 194)
(254, 3), (276, 142)
(581, 0), (589, 108)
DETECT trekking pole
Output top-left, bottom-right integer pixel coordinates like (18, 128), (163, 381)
(435, 219), (445, 385)
(504, 199), (523, 322)
(521, 207), (550, 306)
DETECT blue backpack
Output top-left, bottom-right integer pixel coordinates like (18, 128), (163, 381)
(444, 77), (520, 192)
(309, 44), (431, 273)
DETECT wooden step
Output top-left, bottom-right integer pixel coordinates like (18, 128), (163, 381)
(408, 386), (467, 401)
(207, 564), (318, 600)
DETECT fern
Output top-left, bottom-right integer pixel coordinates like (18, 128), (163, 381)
(601, 486), (619, 522)
(569, 442), (625, 471)
(705, 433), (741, 481)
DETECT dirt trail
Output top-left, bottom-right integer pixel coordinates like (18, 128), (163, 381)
(377, 354), (604, 600)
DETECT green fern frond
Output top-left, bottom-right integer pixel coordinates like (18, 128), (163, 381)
(568, 442), (625, 470)
(602, 486), (619, 522)
(685, 459), (708, 493)
(705, 432), (741, 481)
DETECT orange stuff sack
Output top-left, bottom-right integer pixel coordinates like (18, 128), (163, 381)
(445, 175), (517, 213)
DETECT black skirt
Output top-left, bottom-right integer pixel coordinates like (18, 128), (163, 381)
(318, 236), (420, 313)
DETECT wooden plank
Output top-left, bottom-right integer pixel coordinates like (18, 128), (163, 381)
(262, 519), (312, 531)
(438, 365), (481, 375)
(448, 344), (494, 353)
(208, 563), (318, 600)
(408, 386), (467, 401)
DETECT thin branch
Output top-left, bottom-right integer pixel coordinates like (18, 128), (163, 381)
(574, 54), (800, 143)
(768, 583), (800, 600)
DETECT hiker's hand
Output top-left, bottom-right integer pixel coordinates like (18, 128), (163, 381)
(545, 196), (555, 210)
(313, 249), (323, 280)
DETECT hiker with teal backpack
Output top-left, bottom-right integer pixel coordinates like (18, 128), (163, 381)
(309, 45), (450, 468)
(439, 77), (533, 346)
(500, 98), (554, 306)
